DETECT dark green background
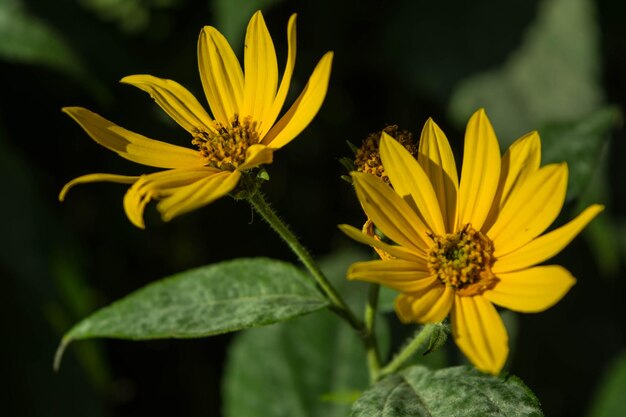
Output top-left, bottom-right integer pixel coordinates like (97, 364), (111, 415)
(2, 0), (625, 415)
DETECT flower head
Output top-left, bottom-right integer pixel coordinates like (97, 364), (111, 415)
(60, 11), (333, 228)
(340, 109), (603, 374)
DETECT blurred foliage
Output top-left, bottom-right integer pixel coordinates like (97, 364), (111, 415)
(449, 0), (603, 146)
(78, 0), (180, 33)
(540, 106), (619, 202)
(0, 0), (107, 100)
(224, 311), (369, 417)
(587, 351), (626, 417)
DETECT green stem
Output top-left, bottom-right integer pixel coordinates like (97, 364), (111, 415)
(364, 284), (382, 383)
(247, 190), (362, 331)
(379, 323), (439, 377)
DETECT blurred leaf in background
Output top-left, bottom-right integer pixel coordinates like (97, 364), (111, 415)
(449, 0), (603, 145)
(540, 106), (619, 203)
(0, 0), (108, 100)
(78, 0), (179, 34)
(0, 118), (108, 415)
(587, 351), (626, 417)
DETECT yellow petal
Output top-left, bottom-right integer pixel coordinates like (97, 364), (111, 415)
(483, 131), (541, 231)
(351, 172), (431, 254)
(237, 144), (274, 171)
(259, 13), (297, 139)
(484, 266), (575, 313)
(380, 132), (446, 235)
(394, 284), (454, 323)
(157, 170), (241, 222)
(198, 26), (244, 125)
(59, 173), (139, 201)
(488, 163), (568, 256)
(123, 168), (221, 228)
(451, 295), (509, 375)
(347, 259), (435, 292)
(63, 107), (206, 169)
(457, 109), (501, 231)
(494, 204), (604, 273)
(241, 11), (278, 131)
(417, 118), (459, 233)
(120, 74), (215, 134)
(262, 52), (333, 149)
(497, 131), (541, 207)
(338, 224), (425, 263)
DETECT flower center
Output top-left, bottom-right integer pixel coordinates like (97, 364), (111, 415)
(427, 225), (497, 296)
(354, 125), (418, 183)
(192, 116), (260, 171)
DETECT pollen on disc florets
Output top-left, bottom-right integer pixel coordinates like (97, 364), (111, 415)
(354, 125), (418, 184)
(192, 115), (260, 171)
(427, 225), (498, 296)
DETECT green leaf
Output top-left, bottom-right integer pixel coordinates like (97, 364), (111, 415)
(223, 310), (371, 417)
(350, 365), (543, 417)
(587, 350), (626, 417)
(540, 106), (619, 202)
(55, 258), (328, 369)
(222, 247), (388, 417)
(449, 0), (603, 147)
(0, 0), (106, 99)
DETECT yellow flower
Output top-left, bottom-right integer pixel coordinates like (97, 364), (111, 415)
(340, 109), (603, 374)
(60, 11), (333, 228)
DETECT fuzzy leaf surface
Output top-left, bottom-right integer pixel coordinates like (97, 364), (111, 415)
(350, 365), (543, 417)
(56, 258), (328, 368)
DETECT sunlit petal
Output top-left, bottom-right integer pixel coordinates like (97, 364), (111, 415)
(457, 109), (501, 231)
(157, 170), (241, 223)
(338, 224), (425, 263)
(63, 107), (206, 169)
(198, 26), (244, 125)
(347, 259), (434, 292)
(494, 204), (603, 272)
(485, 266), (576, 313)
(417, 118), (459, 233)
(122, 168), (221, 228)
(489, 163), (568, 256)
(351, 172), (431, 254)
(241, 11), (278, 131)
(380, 132), (446, 235)
(120, 74), (215, 134)
(394, 284), (453, 323)
(451, 295), (508, 375)
(259, 14), (297, 139)
(483, 131), (541, 231)
(262, 52), (333, 148)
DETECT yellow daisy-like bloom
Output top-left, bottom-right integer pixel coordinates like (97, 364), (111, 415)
(60, 11), (333, 228)
(340, 109), (603, 374)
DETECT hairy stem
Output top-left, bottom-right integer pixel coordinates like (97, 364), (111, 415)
(247, 191), (362, 331)
(379, 323), (440, 377)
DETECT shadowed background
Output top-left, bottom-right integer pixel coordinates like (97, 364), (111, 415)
(1, 0), (625, 416)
